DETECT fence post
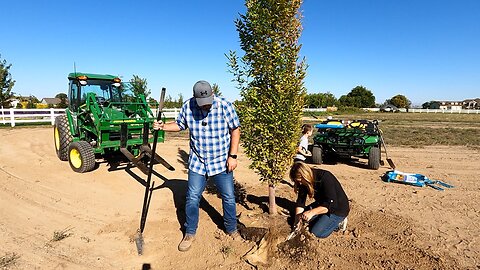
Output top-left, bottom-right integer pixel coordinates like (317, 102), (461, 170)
(10, 108), (15, 127)
(1, 106), (4, 125)
(50, 108), (56, 125)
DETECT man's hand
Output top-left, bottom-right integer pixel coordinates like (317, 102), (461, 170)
(153, 120), (164, 130)
(227, 157), (238, 172)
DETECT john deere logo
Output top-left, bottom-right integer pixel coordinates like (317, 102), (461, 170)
(201, 90), (208, 96)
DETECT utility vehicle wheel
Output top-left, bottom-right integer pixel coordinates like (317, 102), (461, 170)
(368, 146), (380, 170)
(312, 145), (323, 165)
(68, 141), (95, 173)
(54, 115), (73, 161)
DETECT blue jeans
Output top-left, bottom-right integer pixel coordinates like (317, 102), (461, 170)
(308, 212), (345, 238)
(185, 170), (237, 235)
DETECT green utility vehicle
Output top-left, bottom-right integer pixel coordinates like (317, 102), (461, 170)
(311, 119), (384, 170)
(54, 72), (173, 173)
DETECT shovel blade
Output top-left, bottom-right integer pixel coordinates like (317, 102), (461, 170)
(386, 158), (396, 169)
(286, 231), (297, 241)
(435, 180), (454, 188)
(135, 230), (145, 255)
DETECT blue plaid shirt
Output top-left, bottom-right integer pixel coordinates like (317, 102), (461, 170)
(175, 96), (240, 176)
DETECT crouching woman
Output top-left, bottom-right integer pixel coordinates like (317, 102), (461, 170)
(289, 162), (349, 238)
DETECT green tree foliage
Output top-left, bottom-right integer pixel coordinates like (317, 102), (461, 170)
(339, 86), (375, 108)
(55, 93), (67, 99)
(212, 83), (222, 97)
(422, 101), (440, 109)
(148, 97), (158, 108)
(28, 95), (39, 103)
(0, 54), (16, 107)
(129, 75), (151, 98)
(387, 94), (411, 109)
(305, 92), (337, 108)
(55, 93), (68, 108)
(228, 0), (306, 214)
(163, 94), (184, 108)
(26, 96), (36, 108)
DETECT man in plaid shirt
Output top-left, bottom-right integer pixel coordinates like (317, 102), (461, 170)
(154, 80), (241, 252)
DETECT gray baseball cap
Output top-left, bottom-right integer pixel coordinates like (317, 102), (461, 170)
(193, 80), (214, 106)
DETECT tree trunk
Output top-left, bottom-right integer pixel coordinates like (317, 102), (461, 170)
(268, 184), (277, 215)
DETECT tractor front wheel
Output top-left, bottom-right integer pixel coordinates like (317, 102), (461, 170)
(312, 145), (323, 165)
(54, 115), (73, 161)
(68, 141), (95, 173)
(368, 146), (380, 170)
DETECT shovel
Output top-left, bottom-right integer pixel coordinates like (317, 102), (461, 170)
(379, 130), (396, 169)
(135, 87), (167, 255)
(286, 219), (307, 241)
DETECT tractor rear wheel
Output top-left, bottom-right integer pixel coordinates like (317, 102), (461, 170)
(312, 145), (323, 165)
(368, 146), (380, 170)
(68, 141), (95, 173)
(54, 115), (73, 161)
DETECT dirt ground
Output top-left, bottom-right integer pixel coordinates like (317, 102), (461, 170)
(1, 127), (479, 269)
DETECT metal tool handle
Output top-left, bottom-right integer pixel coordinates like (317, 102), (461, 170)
(139, 87), (166, 233)
(156, 87), (166, 121)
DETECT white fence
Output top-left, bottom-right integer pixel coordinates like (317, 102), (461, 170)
(154, 108), (180, 119)
(0, 108), (66, 127)
(2, 107), (479, 127)
(363, 108), (480, 113)
(404, 108), (480, 114)
(0, 108), (181, 127)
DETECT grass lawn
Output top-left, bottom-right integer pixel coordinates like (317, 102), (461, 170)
(305, 112), (480, 147)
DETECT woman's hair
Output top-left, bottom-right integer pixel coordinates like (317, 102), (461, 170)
(301, 124), (313, 135)
(289, 162), (314, 198)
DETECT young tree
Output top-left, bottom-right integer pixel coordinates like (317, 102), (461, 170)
(0, 54), (16, 107)
(387, 94), (411, 109)
(129, 75), (151, 98)
(228, 0), (306, 214)
(26, 96), (36, 109)
(148, 97), (158, 108)
(212, 83), (223, 97)
(339, 86), (376, 108)
(163, 94), (174, 108)
(55, 93), (68, 108)
(176, 93), (184, 107)
(55, 93), (67, 99)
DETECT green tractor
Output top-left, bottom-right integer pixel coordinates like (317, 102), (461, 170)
(311, 119), (389, 170)
(54, 72), (173, 173)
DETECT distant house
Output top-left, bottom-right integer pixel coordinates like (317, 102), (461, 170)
(436, 101), (463, 111)
(463, 98), (480, 109)
(40, 98), (62, 106)
(6, 98), (20, 108)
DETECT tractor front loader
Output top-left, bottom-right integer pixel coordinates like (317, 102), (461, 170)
(54, 72), (174, 173)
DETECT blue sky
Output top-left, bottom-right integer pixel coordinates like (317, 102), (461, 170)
(2, 0), (479, 106)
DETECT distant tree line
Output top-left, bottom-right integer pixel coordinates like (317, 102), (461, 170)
(304, 86), (411, 109)
(2, 53), (416, 110)
(421, 101), (440, 109)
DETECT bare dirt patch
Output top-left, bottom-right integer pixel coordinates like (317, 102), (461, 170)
(0, 127), (479, 269)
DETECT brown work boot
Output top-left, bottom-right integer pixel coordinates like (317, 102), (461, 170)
(228, 230), (241, 240)
(178, 234), (195, 252)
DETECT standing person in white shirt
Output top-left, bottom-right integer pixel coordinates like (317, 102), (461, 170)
(294, 124), (313, 162)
